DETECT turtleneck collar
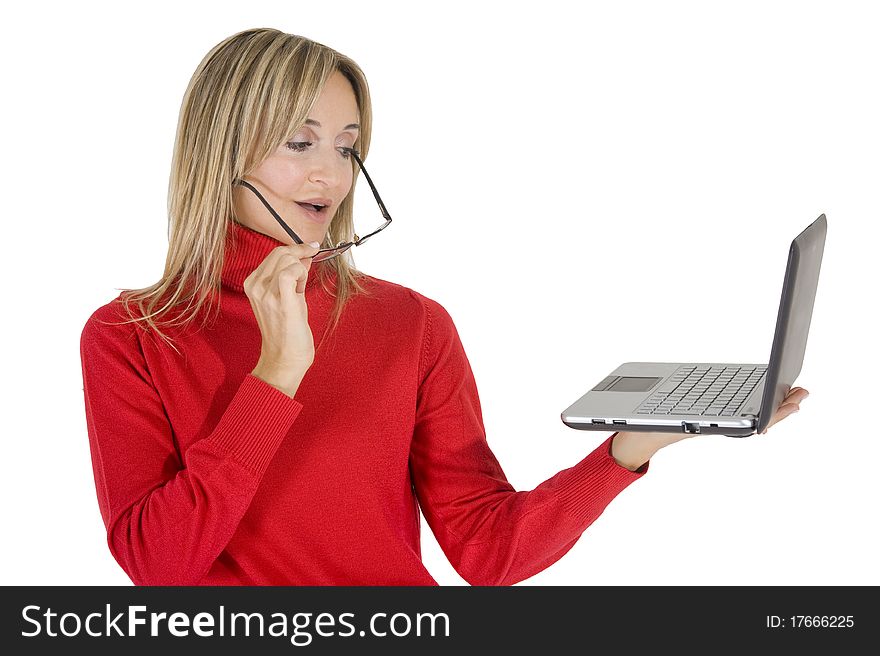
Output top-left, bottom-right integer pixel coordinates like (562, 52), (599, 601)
(221, 220), (331, 292)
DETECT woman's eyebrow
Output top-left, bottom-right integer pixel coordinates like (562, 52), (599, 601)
(305, 119), (360, 131)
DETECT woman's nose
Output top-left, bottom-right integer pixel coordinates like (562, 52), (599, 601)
(307, 148), (343, 187)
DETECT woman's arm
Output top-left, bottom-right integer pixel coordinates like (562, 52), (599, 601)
(80, 309), (304, 585)
(409, 295), (645, 586)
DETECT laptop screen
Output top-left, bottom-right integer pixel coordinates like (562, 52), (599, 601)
(757, 214), (826, 433)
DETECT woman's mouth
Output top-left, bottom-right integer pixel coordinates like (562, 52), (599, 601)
(295, 201), (330, 224)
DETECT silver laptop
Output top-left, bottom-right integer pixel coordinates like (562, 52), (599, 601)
(561, 214), (827, 437)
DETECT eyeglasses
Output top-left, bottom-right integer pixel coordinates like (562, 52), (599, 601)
(234, 147), (391, 262)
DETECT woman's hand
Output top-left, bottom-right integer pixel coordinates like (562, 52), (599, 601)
(759, 386), (810, 434)
(244, 241), (322, 398)
(611, 386), (811, 471)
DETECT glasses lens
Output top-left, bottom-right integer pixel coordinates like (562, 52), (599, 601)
(354, 218), (391, 247)
(313, 243), (353, 262)
(310, 157), (389, 262)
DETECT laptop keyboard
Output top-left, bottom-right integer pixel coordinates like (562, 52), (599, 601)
(635, 365), (767, 416)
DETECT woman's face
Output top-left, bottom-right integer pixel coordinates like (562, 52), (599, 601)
(233, 71), (360, 245)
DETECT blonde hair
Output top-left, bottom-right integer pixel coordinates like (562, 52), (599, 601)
(104, 27), (374, 355)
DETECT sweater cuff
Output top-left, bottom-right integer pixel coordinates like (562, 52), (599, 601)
(207, 374), (303, 474)
(556, 434), (647, 524)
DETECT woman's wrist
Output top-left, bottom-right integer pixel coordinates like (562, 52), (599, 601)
(611, 430), (687, 471)
(610, 432), (654, 471)
(251, 362), (308, 399)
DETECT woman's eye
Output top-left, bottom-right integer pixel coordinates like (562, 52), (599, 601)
(286, 141), (312, 152)
(285, 142), (359, 160)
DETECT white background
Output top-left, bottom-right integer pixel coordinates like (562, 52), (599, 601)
(1, 0), (877, 587)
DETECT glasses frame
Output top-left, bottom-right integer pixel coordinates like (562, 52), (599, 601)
(234, 147), (391, 262)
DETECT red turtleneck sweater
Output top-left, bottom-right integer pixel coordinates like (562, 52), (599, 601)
(79, 220), (645, 586)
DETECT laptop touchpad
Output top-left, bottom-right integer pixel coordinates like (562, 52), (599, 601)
(600, 376), (662, 393)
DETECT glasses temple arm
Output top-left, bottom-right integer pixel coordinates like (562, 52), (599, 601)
(349, 150), (392, 222)
(234, 179), (305, 244)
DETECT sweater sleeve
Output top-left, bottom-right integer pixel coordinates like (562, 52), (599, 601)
(409, 295), (646, 586)
(80, 306), (303, 585)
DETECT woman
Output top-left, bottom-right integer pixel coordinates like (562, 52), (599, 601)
(79, 27), (808, 586)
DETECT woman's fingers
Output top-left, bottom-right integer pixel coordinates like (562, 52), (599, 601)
(762, 403), (799, 434)
(785, 387), (810, 403)
(760, 387), (810, 434)
(244, 242), (323, 381)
